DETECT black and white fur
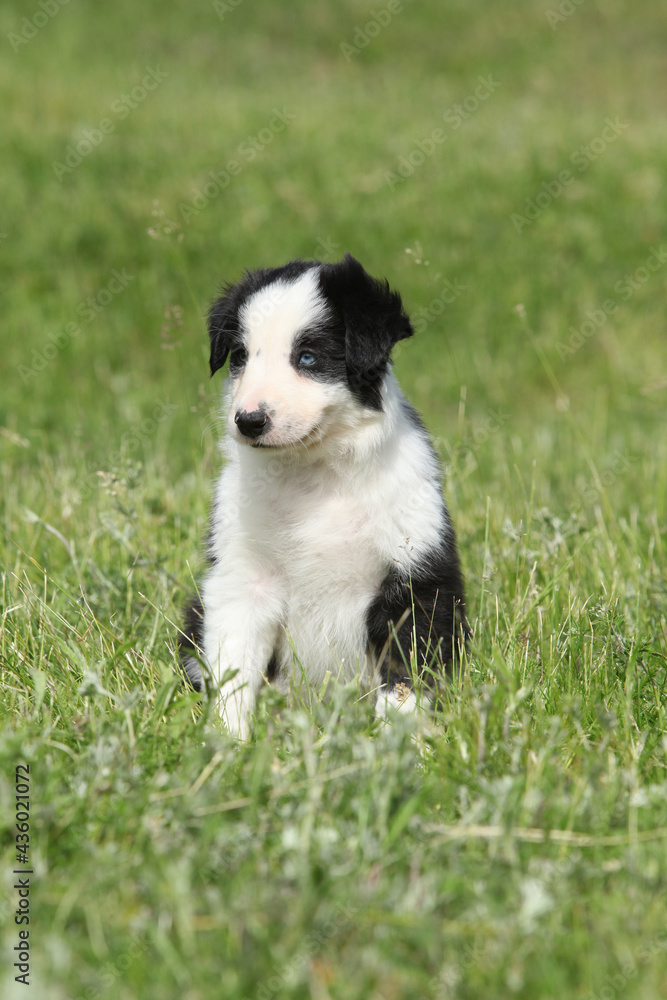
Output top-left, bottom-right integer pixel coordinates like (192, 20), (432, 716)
(180, 254), (468, 739)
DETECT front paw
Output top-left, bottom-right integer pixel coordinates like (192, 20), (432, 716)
(219, 684), (253, 741)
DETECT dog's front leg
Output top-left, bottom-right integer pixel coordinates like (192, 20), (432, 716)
(202, 576), (280, 740)
(219, 661), (263, 742)
(203, 617), (276, 740)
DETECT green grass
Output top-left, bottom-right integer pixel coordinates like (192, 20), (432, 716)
(1, 0), (666, 997)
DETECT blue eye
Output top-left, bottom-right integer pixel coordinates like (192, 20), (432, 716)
(299, 351), (316, 366)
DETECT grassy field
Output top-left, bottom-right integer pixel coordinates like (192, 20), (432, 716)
(1, 0), (666, 997)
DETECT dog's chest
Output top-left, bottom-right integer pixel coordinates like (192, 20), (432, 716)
(242, 465), (389, 679)
(259, 472), (387, 590)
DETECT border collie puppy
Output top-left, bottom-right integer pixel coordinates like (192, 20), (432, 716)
(180, 254), (468, 739)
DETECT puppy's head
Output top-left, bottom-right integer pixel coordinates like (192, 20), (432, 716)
(207, 254), (412, 450)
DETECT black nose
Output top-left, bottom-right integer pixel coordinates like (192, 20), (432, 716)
(234, 408), (269, 440)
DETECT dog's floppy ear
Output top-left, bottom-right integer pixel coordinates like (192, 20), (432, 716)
(207, 288), (239, 376)
(319, 253), (413, 407)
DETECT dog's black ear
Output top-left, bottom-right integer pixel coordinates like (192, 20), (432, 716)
(319, 253), (413, 408)
(207, 288), (239, 376)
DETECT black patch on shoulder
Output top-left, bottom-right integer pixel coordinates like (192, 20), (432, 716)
(208, 259), (319, 375)
(318, 253), (413, 409)
(367, 524), (469, 690)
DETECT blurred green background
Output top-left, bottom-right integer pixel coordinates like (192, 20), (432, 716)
(1, 1), (666, 998)
(2, 0), (665, 489)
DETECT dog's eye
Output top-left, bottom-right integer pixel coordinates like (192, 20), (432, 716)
(229, 347), (248, 369)
(298, 351), (316, 367)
